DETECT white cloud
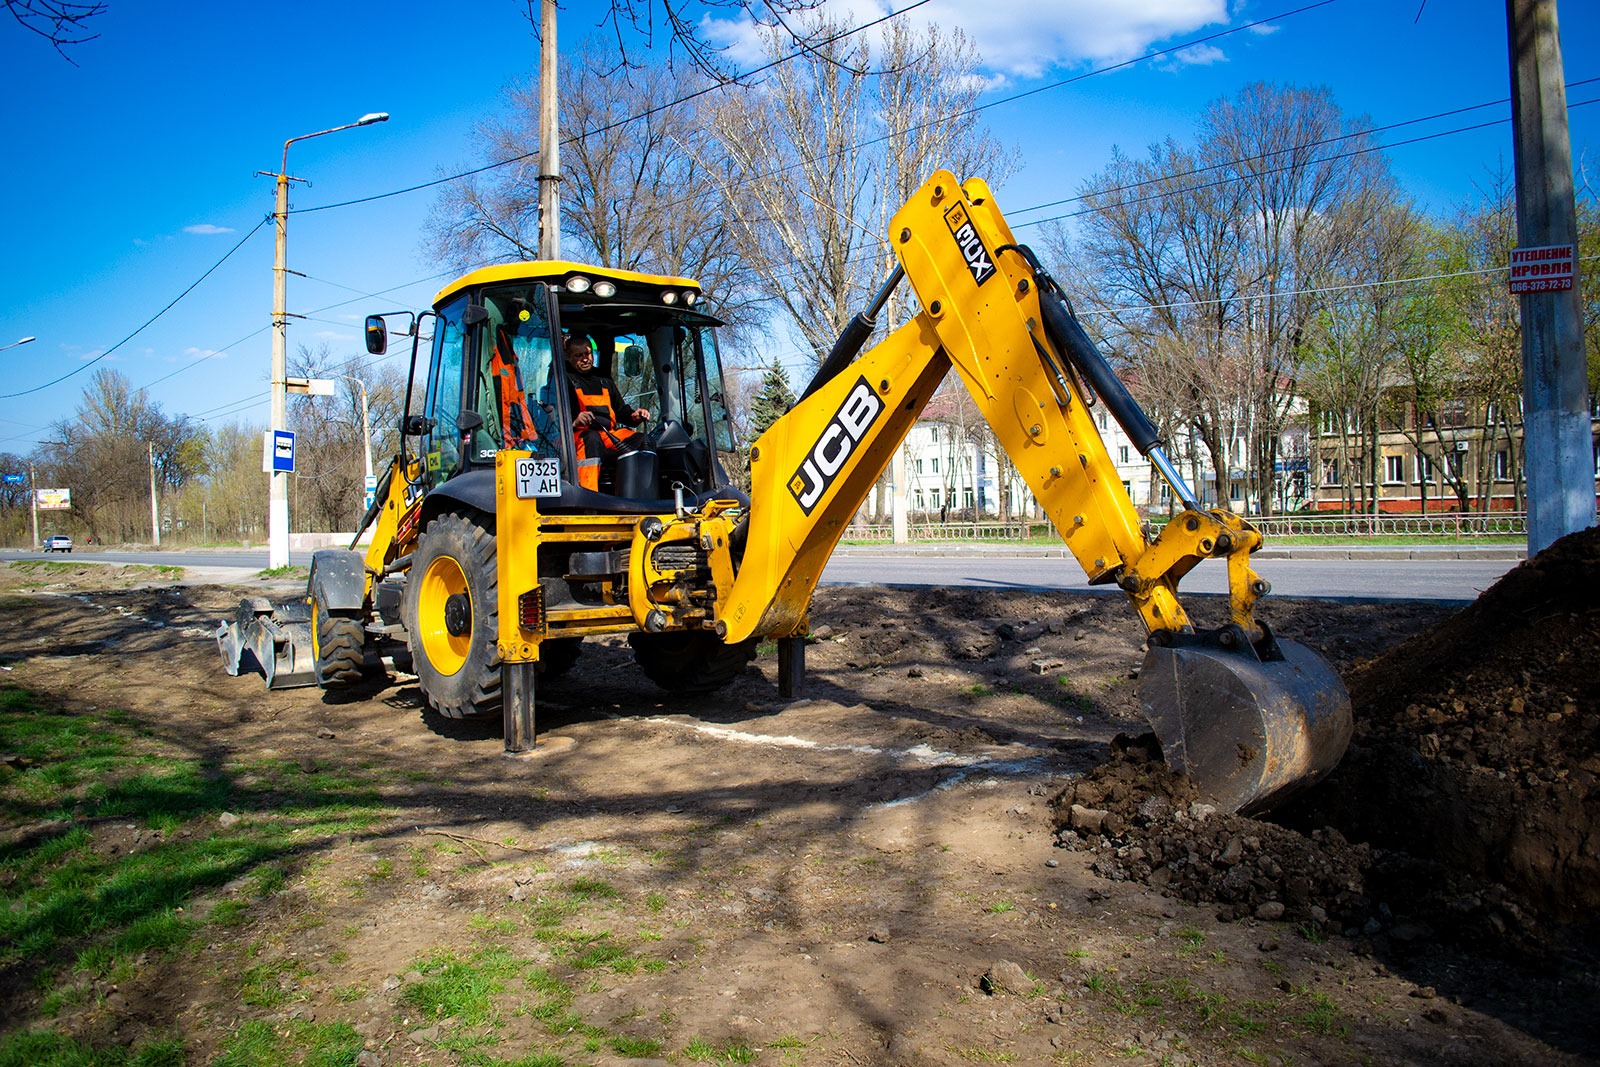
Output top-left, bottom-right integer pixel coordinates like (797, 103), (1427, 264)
(699, 0), (1232, 80)
(184, 223), (235, 235)
(1159, 42), (1228, 70)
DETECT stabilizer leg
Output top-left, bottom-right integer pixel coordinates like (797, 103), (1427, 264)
(777, 636), (805, 698)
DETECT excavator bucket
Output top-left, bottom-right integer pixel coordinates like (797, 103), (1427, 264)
(1139, 624), (1352, 815)
(215, 597), (317, 690)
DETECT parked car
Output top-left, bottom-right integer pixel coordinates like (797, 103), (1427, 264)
(44, 535), (73, 553)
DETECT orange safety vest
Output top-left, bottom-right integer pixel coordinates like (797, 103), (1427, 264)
(491, 328), (541, 451)
(572, 384), (636, 491)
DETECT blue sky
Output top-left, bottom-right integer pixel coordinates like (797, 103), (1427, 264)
(1, 0), (1595, 457)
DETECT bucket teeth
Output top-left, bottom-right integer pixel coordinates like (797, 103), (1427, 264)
(215, 599), (317, 690)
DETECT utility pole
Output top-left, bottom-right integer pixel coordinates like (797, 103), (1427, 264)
(148, 442), (161, 547)
(537, 0), (560, 259)
(28, 463), (38, 550)
(1507, 0), (1596, 553)
(263, 113), (388, 569)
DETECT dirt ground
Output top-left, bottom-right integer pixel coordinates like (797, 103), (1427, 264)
(1, 551), (1597, 1066)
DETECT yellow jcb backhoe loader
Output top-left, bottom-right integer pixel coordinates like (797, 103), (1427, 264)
(218, 171), (1351, 814)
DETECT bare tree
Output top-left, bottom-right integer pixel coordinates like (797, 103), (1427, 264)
(425, 38), (767, 337)
(1062, 83), (1401, 515)
(285, 345), (408, 532)
(5, 0), (105, 63)
(706, 14), (1012, 368)
(36, 369), (202, 542)
(546, 0), (825, 81)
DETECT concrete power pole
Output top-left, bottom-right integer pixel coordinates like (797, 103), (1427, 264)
(537, 0), (560, 259)
(149, 442), (161, 547)
(1507, 0), (1597, 553)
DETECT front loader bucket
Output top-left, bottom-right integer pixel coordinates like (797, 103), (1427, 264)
(1139, 624), (1352, 815)
(215, 597), (317, 690)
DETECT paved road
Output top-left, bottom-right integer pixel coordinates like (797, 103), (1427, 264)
(821, 551), (1517, 603)
(2, 545), (1520, 603)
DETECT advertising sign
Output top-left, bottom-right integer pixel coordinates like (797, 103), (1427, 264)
(36, 488), (71, 510)
(1509, 244), (1575, 294)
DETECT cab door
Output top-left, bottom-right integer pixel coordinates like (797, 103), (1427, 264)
(420, 293), (471, 489)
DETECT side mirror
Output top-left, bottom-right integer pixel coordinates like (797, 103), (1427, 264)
(456, 410), (484, 434)
(365, 315), (388, 355)
(463, 304), (490, 326)
(622, 344), (645, 377)
(401, 414), (434, 437)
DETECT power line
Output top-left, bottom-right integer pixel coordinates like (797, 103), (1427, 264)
(0, 216), (271, 401)
(296, 0), (938, 217)
(1008, 75), (1600, 219)
(1015, 96), (1599, 231)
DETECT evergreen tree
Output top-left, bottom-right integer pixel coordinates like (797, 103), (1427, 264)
(748, 358), (798, 440)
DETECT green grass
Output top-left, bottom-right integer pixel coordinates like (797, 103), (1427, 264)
(214, 1019), (363, 1066)
(401, 947), (530, 1026)
(0, 684), (397, 1056)
(0, 1030), (187, 1067)
(255, 565), (309, 580)
(683, 1038), (756, 1063)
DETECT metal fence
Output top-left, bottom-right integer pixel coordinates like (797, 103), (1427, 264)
(844, 511), (1527, 542)
(1247, 511), (1526, 538)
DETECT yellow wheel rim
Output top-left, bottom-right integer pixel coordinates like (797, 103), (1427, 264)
(418, 553), (471, 677)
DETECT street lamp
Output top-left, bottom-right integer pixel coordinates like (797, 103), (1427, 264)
(1, 336), (36, 352)
(336, 374), (374, 485)
(265, 112), (388, 569)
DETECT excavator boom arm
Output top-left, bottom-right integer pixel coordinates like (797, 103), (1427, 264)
(719, 171), (1351, 814)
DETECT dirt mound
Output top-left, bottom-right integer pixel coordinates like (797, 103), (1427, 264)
(1053, 527), (1600, 958)
(1290, 524), (1600, 923)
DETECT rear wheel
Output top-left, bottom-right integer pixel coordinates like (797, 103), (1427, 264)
(405, 512), (501, 719)
(628, 631), (757, 694)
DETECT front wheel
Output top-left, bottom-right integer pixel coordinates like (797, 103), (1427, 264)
(404, 512), (501, 719)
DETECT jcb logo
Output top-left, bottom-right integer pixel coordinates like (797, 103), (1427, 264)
(944, 203), (996, 286)
(788, 376), (884, 515)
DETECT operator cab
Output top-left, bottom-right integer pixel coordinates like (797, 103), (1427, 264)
(369, 262), (742, 514)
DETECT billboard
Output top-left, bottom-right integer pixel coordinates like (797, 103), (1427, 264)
(36, 488), (71, 510)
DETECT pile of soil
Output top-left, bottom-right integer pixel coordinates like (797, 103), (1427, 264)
(1295, 524), (1600, 923)
(1052, 526), (1600, 961)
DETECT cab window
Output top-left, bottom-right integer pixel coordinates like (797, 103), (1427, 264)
(423, 294), (468, 487)
(476, 284), (560, 461)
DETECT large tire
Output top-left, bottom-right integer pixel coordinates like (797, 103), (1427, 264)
(539, 636), (582, 678)
(312, 607), (366, 688)
(404, 512), (501, 719)
(628, 631), (757, 695)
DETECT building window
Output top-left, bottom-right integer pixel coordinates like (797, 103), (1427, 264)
(1417, 453), (1433, 482)
(1230, 481), (1243, 501)
(1321, 457), (1340, 485)
(931, 457), (939, 474)
(929, 488), (940, 508)
(1493, 450), (1510, 481)
(1319, 410), (1336, 436)
(1384, 455), (1404, 484)
(913, 490), (924, 510)
(914, 457), (923, 474)
(1118, 445), (1130, 463)
(1121, 480), (1132, 497)
(1097, 412), (1108, 431)
(963, 489), (974, 509)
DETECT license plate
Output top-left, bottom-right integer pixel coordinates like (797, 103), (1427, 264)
(513, 456), (562, 498)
